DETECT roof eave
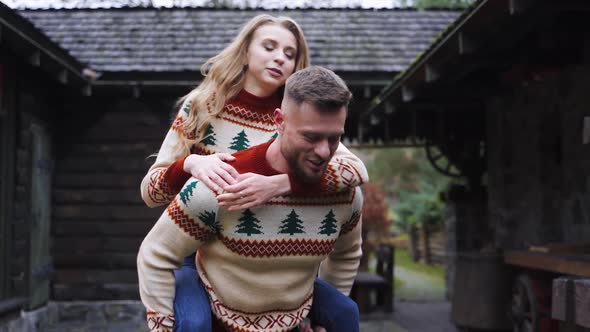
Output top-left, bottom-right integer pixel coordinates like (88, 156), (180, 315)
(0, 2), (90, 93)
(368, 0), (542, 113)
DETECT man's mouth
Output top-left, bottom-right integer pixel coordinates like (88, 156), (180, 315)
(306, 159), (326, 171)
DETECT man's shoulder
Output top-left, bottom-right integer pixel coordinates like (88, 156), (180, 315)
(229, 140), (277, 176)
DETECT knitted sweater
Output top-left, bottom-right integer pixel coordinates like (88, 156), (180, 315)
(140, 89), (368, 207)
(138, 140), (363, 332)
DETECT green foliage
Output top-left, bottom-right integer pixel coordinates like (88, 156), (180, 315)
(235, 209), (263, 236)
(319, 210), (338, 236)
(366, 148), (450, 231)
(179, 180), (198, 205)
(198, 210), (221, 233)
(201, 124), (217, 146)
(278, 210), (305, 236)
(229, 130), (250, 151)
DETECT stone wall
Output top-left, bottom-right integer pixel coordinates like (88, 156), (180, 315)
(487, 66), (590, 249)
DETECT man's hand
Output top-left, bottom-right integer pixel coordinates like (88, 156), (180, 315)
(297, 318), (327, 332)
(183, 153), (239, 194)
(217, 173), (290, 211)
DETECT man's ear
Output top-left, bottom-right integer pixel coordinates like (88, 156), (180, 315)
(274, 108), (286, 133)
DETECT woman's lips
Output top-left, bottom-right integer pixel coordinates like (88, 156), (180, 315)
(267, 68), (283, 77)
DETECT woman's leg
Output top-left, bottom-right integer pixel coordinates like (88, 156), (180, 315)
(173, 253), (212, 332)
(308, 278), (360, 332)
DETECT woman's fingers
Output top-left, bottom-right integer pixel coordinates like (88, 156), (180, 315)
(219, 162), (240, 181)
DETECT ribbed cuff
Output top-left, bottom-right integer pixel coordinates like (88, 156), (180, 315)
(162, 156), (192, 194)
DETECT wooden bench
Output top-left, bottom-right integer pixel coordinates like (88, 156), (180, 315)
(350, 245), (394, 314)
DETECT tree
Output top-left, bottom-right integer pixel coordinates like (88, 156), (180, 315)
(278, 210), (305, 236)
(319, 210), (338, 236)
(235, 209), (263, 236)
(179, 180), (198, 205)
(198, 210), (221, 233)
(229, 130), (250, 151)
(201, 124), (217, 146)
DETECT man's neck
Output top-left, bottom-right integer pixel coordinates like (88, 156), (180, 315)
(266, 138), (289, 174)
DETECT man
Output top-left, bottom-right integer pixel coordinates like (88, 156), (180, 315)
(138, 66), (363, 332)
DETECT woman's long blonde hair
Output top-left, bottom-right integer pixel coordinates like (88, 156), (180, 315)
(178, 14), (310, 151)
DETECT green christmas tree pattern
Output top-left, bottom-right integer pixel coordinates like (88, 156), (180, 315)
(198, 210), (221, 234)
(235, 209), (263, 236)
(182, 101), (191, 115)
(179, 180), (198, 205)
(278, 210), (306, 236)
(269, 132), (278, 141)
(229, 130), (250, 151)
(319, 210), (338, 236)
(201, 124), (217, 146)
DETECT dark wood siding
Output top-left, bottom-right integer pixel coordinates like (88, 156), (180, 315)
(51, 97), (172, 300)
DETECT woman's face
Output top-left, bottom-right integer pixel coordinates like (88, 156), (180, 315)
(243, 24), (297, 97)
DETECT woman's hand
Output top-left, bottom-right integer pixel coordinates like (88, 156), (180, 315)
(217, 173), (291, 211)
(183, 153), (239, 194)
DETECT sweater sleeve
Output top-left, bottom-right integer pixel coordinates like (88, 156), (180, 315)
(318, 187), (363, 295)
(137, 178), (219, 331)
(290, 142), (369, 196)
(140, 100), (196, 208)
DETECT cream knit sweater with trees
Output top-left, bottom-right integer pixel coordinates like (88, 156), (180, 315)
(138, 141), (363, 332)
(140, 89), (368, 208)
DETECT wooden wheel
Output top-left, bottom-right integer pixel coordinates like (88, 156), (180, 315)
(511, 274), (539, 332)
(425, 141), (462, 178)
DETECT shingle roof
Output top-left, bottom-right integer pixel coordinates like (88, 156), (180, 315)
(19, 8), (460, 73)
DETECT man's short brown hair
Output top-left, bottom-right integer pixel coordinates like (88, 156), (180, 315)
(285, 66), (353, 111)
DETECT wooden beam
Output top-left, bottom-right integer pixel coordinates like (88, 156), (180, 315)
(504, 250), (590, 277)
(458, 32), (475, 55)
(58, 69), (67, 84)
(363, 86), (371, 99)
(425, 64), (441, 83)
(402, 85), (415, 102)
(82, 84), (92, 97)
(132, 85), (140, 99)
(29, 50), (40, 67)
(509, 0), (535, 15)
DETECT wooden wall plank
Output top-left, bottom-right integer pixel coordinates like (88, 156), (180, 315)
(54, 173), (144, 189)
(52, 237), (143, 253)
(53, 189), (144, 204)
(53, 253), (137, 269)
(53, 205), (162, 220)
(53, 221), (152, 237)
(52, 283), (140, 301)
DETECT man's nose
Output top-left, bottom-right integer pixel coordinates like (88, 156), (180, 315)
(314, 139), (331, 160)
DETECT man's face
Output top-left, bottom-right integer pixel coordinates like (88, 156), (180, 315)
(276, 98), (346, 183)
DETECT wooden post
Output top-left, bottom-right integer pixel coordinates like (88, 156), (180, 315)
(421, 224), (432, 265)
(409, 225), (420, 262)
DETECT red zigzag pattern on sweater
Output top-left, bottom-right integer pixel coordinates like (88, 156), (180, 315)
(220, 236), (337, 258)
(166, 198), (212, 242)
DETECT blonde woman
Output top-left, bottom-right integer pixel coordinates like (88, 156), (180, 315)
(140, 15), (367, 332)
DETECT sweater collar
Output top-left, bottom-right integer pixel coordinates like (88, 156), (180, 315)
(233, 89), (282, 110)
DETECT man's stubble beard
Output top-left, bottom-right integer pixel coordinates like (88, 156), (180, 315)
(281, 144), (326, 184)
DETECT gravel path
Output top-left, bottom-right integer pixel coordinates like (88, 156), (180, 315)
(395, 266), (446, 302)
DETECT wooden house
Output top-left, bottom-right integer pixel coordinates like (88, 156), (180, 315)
(0, 0), (90, 325)
(371, 0), (590, 330)
(1, 5), (458, 328)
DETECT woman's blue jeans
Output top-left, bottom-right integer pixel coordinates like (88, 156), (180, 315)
(173, 254), (359, 332)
